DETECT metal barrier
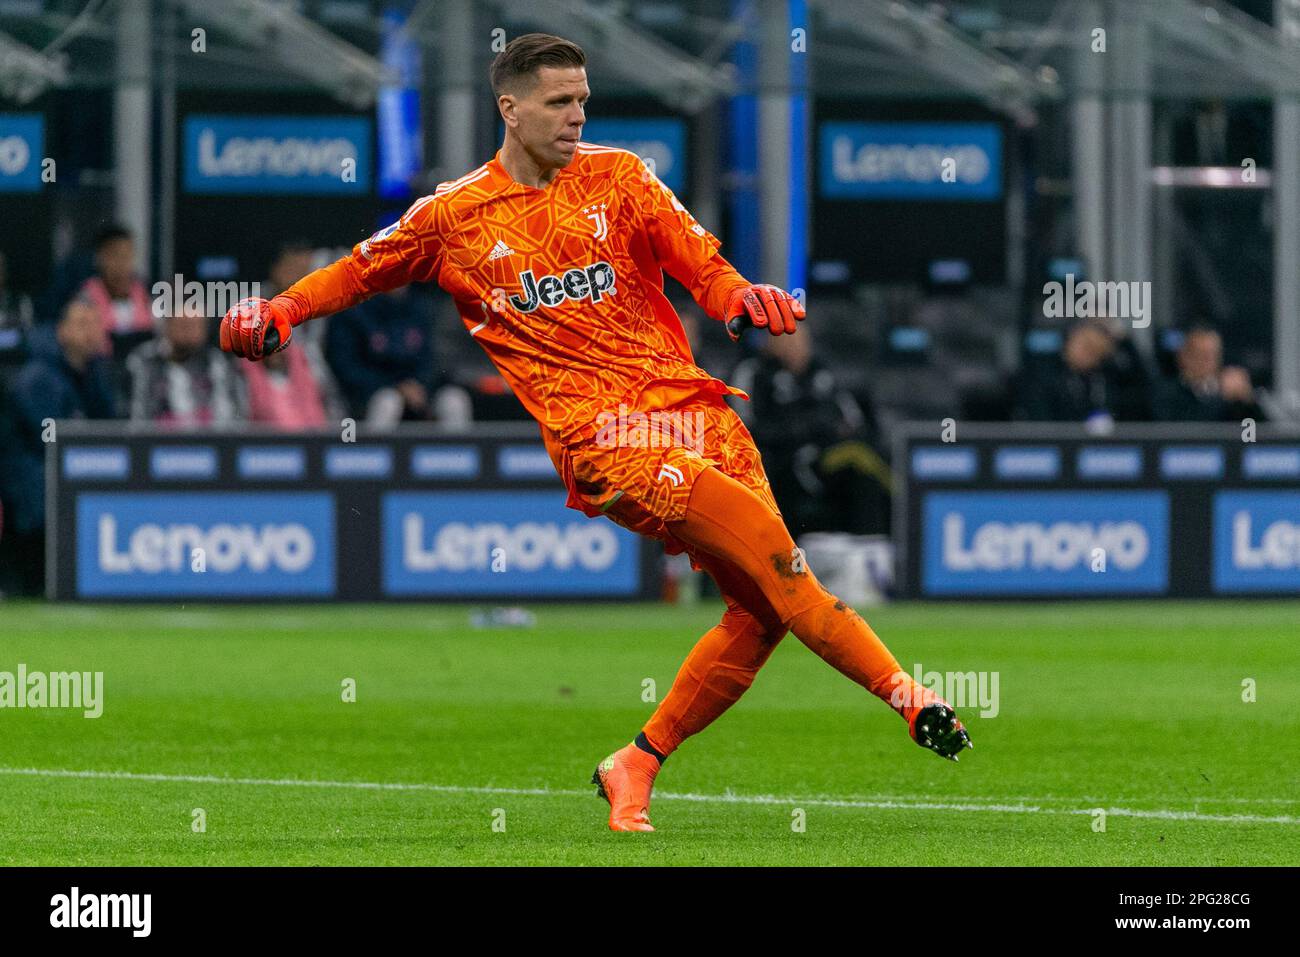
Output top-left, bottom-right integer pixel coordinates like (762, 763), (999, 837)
(46, 423), (660, 603)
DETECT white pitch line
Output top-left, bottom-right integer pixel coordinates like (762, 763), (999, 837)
(2, 766), (1297, 826)
(803, 791), (1300, 807)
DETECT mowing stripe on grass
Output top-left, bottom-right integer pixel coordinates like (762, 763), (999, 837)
(2, 766), (1297, 826)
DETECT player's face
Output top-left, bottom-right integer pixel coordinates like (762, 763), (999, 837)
(507, 66), (589, 169)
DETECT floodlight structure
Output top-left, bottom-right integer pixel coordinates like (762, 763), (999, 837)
(0, 31), (68, 104)
(168, 0), (396, 108)
(817, 0), (1064, 123)
(404, 0), (740, 115)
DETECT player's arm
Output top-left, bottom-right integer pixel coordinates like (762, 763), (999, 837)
(628, 156), (804, 341)
(220, 197), (446, 360)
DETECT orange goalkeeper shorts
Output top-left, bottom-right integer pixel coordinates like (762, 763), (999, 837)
(543, 387), (781, 558)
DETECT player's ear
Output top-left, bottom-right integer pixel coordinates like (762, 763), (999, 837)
(498, 93), (518, 128)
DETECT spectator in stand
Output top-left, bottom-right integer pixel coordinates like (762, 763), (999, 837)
(264, 240), (316, 300)
(731, 330), (891, 535)
(1104, 325), (1154, 421)
(76, 225), (154, 362)
(242, 343), (343, 430)
(0, 251), (35, 375)
(1018, 319), (1119, 425)
(0, 299), (117, 596)
(124, 299), (244, 427)
(325, 285), (471, 428)
(37, 244), (95, 321)
(263, 240), (321, 350)
(0, 251), (34, 331)
(1153, 325), (1265, 422)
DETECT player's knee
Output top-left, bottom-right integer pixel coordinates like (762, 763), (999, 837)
(751, 543), (834, 628)
(719, 491), (830, 605)
(721, 605), (787, 650)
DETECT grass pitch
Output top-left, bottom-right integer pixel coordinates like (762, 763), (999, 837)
(1, 600), (1296, 866)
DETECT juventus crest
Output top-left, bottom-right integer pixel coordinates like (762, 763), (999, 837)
(583, 203), (609, 241)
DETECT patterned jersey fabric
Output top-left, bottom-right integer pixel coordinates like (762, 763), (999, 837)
(278, 144), (753, 445)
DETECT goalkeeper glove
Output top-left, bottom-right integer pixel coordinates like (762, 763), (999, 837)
(219, 297), (296, 360)
(724, 283), (805, 341)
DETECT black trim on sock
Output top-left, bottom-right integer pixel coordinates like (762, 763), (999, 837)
(634, 731), (667, 764)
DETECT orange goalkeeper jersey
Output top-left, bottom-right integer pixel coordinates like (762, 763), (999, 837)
(277, 143), (752, 445)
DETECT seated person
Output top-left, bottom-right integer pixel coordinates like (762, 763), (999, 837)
(731, 330), (890, 535)
(76, 225), (154, 363)
(0, 299), (116, 595)
(1152, 325), (1264, 422)
(242, 344), (343, 430)
(1017, 319), (1119, 425)
(125, 300), (244, 427)
(325, 286), (470, 428)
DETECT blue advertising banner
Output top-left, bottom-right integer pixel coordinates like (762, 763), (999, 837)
(410, 445), (480, 480)
(910, 446), (977, 481)
(324, 445), (393, 479)
(0, 114), (44, 192)
(1212, 491), (1300, 593)
(63, 447), (130, 481)
(1160, 445), (1224, 480)
(583, 118), (686, 194)
(376, 8), (423, 199)
(1241, 447), (1300, 479)
(1077, 446), (1143, 481)
(237, 446), (307, 480)
(497, 444), (555, 480)
(899, 426), (1300, 598)
(150, 446), (218, 481)
(993, 446), (1060, 481)
(819, 121), (1002, 200)
(76, 492), (335, 597)
(50, 428), (662, 602)
(921, 491), (1169, 596)
(383, 491), (640, 596)
(183, 115), (372, 195)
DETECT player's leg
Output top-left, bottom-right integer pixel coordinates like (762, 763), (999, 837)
(640, 550), (786, 757)
(593, 551), (786, 831)
(666, 465), (972, 759)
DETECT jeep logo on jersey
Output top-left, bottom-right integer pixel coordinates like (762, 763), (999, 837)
(509, 262), (616, 313)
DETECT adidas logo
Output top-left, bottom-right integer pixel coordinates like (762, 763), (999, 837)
(487, 239), (514, 261)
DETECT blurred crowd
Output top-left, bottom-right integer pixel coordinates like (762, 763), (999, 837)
(0, 227), (474, 595)
(1017, 317), (1264, 427)
(0, 226), (1271, 597)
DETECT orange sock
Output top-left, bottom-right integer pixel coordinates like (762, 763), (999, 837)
(641, 606), (783, 757)
(667, 467), (930, 721)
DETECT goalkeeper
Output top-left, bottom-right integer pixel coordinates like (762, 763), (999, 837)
(220, 32), (971, 832)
